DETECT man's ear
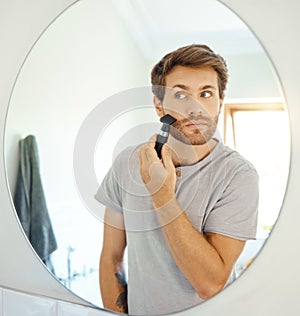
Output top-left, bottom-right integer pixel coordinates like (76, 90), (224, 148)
(153, 96), (164, 117)
(219, 99), (224, 114)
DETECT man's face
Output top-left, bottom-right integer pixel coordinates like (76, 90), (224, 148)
(156, 65), (223, 145)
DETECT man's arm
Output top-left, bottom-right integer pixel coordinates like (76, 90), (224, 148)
(156, 203), (245, 299)
(138, 142), (246, 300)
(100, 208), (128, 314)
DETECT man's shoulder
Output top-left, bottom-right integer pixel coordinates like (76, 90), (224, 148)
(219, 143), (257, 174)
(113, 145), (140, 162)
(110, 145), (141, 174)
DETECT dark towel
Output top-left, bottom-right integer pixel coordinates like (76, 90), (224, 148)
(14, 135), (57, 270)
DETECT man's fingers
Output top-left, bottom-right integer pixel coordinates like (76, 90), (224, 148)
(140, 140), (159, 163)
(161, 144), (175, 172)
(137, 143), (160, 182)
(149, 134), (157, 144)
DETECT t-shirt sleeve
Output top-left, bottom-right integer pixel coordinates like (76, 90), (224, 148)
(204, 168), (259, 240)
(94, 153), (124, 214)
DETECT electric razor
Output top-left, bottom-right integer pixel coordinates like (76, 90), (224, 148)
(155, 114), (177, 159)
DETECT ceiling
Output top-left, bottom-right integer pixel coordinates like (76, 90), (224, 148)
(111, 0), (264, 63)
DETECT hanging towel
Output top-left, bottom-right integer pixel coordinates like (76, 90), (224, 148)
(13, 135), (58, 271)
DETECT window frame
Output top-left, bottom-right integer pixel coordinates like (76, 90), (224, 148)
(223, 100), (286, 148)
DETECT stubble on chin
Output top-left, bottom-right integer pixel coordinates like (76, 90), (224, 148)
(170, 115), (218, 145)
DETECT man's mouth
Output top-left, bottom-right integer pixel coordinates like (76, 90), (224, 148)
(184, 120), (209, 129)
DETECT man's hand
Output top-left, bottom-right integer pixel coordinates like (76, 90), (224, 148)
(137, 138), (176, 209)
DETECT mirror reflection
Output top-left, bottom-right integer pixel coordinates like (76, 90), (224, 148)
(4, 0), (290, 314)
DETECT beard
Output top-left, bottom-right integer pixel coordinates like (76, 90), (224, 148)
(170, 114), (218, 145)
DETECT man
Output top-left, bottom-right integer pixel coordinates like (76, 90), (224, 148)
(96, 44), (258, 315)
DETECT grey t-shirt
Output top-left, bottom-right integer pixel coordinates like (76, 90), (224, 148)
(95, 140), (259, 315)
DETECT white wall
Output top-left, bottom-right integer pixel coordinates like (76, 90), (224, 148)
(225, 52), (283, 99)
(1, 0), (300, 315)
(5, 0), (148, 195)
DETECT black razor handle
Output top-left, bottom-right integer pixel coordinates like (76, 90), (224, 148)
(155, 123), (170, 159)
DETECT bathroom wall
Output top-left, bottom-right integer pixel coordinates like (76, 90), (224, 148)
(225, 52), (283, 99)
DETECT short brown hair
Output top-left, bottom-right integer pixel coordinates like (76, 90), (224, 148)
(151, 44), (228, 101)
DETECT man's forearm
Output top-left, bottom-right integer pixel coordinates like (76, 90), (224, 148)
(100, 257), (128, 314)
(154, 197), (234, 300)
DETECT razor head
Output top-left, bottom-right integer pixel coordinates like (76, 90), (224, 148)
(160, 114), (177, 125)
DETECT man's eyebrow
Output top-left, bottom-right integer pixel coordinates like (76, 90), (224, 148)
(201, 85), (217, 91)
(171, 84), (217, 91)
(172, 84), (189, 90)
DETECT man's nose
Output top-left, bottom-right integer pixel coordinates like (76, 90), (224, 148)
(186, 97), (204, 116)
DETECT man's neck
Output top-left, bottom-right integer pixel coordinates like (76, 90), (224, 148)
(168, 136), (218, 167)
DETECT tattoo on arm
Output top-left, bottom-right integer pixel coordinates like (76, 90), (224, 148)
(115, 272), (128, 313)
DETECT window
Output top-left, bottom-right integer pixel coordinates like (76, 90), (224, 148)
(223, 99), (290, 237)
(222, 99), (290, 274)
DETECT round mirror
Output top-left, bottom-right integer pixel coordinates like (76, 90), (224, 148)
(4, 0), (290, 314)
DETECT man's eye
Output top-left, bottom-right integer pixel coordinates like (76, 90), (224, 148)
(201, 91), (212, 98)
(175, 92), (187, 99)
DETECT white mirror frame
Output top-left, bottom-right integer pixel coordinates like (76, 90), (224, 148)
(0, 0), (299, 315)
